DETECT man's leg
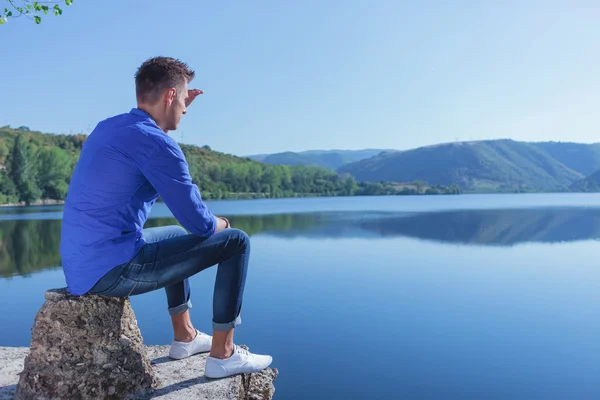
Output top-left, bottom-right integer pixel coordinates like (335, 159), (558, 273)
(142, 227), (272, 376)
(93, 226), (250, 345)
(89, 226), (271, 376)
(148, 228), (247, 312)
(142, 226), (199, 343)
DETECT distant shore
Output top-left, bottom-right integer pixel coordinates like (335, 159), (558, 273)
(0, 190), (464, 208)
(0, 199), (65, 208)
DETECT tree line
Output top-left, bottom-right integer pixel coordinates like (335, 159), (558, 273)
(0, 128), (460, 205)
(0, 133), (75, 205)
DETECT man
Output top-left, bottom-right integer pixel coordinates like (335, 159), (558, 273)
(60, 56), (272, 379)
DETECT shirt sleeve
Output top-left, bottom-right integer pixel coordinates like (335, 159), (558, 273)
(139, 139), (217, 237)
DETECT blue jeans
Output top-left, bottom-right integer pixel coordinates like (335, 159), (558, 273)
(89, 226), (250, 331)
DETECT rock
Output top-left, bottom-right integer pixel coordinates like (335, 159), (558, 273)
(241, 368), (278, 400)
(15, 288), (159, 400)
(0, 346), (27, 400)
(120, 335), (133, 346)
(1, 346), (278, 400)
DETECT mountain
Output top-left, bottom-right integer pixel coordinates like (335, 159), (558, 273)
(569, 168), (600, 192)
(531, 142), (600, 176)
(338, 139), (584, 192)
(247, 149), (393, 169)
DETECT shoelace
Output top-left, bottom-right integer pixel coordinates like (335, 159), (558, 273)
(236, 346), (251, 357)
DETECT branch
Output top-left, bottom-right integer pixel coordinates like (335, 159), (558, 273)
(1, 0), (73, 25)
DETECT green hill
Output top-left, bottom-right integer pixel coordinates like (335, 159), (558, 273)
(0, 126), (361, 205)
(248, 149), (391, 169)
(569, 168), (600, 192)
(531, 141), (600, 176)
(338, 139), (584, 192)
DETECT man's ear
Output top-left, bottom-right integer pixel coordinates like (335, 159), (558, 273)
(165, 88), (176, 105)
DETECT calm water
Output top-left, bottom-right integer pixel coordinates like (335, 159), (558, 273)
(1, 194), (599, 399)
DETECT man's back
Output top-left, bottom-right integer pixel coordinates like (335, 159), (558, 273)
(61, 109), (175, 295)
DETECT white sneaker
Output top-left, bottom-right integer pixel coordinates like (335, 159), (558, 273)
(168, 330), (212, 359)
(205, 345), (273, 379)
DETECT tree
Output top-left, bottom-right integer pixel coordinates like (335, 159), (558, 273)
(0, 140), (8, 163)
(9, 134), (41, 205)
(413, 180), (426, 194)
(1, 0), (73, 25)
(341, 174), (359, 196)
(36, 147), (71, 199)
(0, 169), (18, 204)
(448, 183), (461, 194)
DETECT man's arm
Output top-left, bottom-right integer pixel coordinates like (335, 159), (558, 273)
(140, 140), (228, 236)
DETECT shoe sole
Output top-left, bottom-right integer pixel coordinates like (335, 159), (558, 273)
(205, 357), (273, 379)
(169, 348), (212, 360)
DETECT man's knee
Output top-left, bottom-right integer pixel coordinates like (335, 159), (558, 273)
(173, 225), (189, 236)
(225, 228), (250, 250)
(163, 225), (188, 240)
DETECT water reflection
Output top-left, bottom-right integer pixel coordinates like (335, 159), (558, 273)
(0, 219), (63, 277)
(2, 207), (600, 277)
(360, 208), (600, 246)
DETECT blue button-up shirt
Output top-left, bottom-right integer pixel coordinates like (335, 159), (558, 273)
(60, 108), (217, 295)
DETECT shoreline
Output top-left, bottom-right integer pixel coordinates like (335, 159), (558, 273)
(0, 190), (591, 208)
(0, 199), (65, 208)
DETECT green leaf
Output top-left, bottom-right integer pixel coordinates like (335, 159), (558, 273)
(34, 15), (41, 24)
(65, 0), (73, 5)
(0, 18), (4, 25)
(7, 11), (12, 17)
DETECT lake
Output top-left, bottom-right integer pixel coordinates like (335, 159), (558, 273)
(1, 194), (599, 399)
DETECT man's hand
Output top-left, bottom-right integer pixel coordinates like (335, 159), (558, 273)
(185, 89), (204, 108)
(215, 216), (230, 232)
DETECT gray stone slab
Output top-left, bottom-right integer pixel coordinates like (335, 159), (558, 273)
(0, 346), (277, 400)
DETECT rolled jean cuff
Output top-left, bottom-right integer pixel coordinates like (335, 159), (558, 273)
(168, 299), (192, 315)
(213, 314), (242, 331)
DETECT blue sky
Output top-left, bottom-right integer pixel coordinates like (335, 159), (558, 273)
(1, 0), (599, 156)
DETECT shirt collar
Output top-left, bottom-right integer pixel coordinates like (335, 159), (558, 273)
(129, 108), (161, 130)
(130, 108), (153, 119)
